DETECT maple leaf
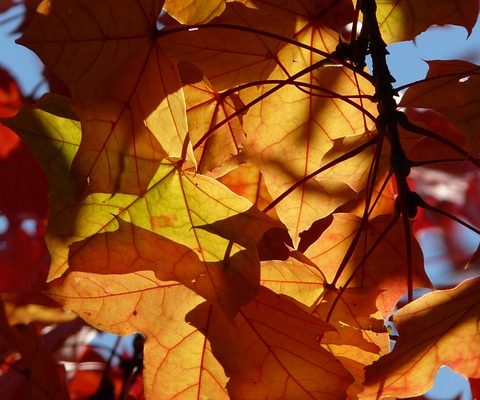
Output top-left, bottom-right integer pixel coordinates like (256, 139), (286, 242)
(47, 271), (229, 400)
(363, 276), (480, 398)
(317, 287), (389, 399)
(7, 96), (282, 314)
(218, 163), (274, 214)
(163, 0), (232, 24)
(401, 60), (480, 155)
(261, 254), (327, 307)
(219, 1), (378, 244)
(5, 0), (480, 398)
(376, 0), (480, 43)
(241, 62), (377, 243)
(187, 287), (354, 400)
(1, 95), (83, 280)
(19, 0), (192, 195)
(160, 0), (299, 91)
(179, 61), (247, 174)
(261, 255), (390, 398)
(304, 213), (431, 316)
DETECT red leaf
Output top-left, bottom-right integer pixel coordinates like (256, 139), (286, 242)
(0, 68), (49, 295)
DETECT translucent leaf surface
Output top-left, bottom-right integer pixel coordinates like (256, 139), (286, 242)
(164, 0), (229, 24)
(363, 277), (480, 398)
(20, 0), (193, 195)
(187, 287), (354, 399)
(377, 0), (479, 43)
(305, 213), (431, 315)
(48, 272), (229, 400)
(401, 60), (480, 155)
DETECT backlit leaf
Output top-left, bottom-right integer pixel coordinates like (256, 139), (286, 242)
(242, 62), (376, 243)
(401, 60), (480, 155)
(376, 0), (479, 43)
(261, 254), (326, 306)
(315, 287), (389, 399)
(363, 277), (480, 398)
(164, 0), (229, 24)
(179, 62), (247, 174)
(187, 287), (354, 399)
(218, 163), (274, 215)
(305, 213), (431, 315)
(262, 256), (389, 399)
(160, 0), (297, 91)
(67, 217), (262, 316)
(5, 1), (480, 399)
(20, 0), (193, 195)
(54, 162), (277, 312)
(48, 272), (229, 400)
(7, 97), (280, 313)
(2, 96), (82, 280)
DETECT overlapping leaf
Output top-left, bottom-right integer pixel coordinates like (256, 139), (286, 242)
(305, 213), (431, 315)
(401, 60), (480, 155)
(164, 0), (233, 24)
(8, 97), (282, 314)
(187, 287), (354, 400)
(315, 287), (389, 399)
(20, 0), (192, 195)
(6, 0), (480, 398)
(241, 59), (377, 243)
(48, 272), (229, 400)
(261, 256), (389, 398)
(179, 63), (247, 174)
(160, 0), (302, 91)
(261, 255), (327, 307)
(218, 163), (273, 213)
(363, 277), (480, 398)
(2, 95), (82, 280)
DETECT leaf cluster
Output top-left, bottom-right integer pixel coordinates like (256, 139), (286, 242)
(1, 0), (480, 398)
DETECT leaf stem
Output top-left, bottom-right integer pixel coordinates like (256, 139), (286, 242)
(324, 212), (399, 322)
(158, 23), (373, 82)
(361, 0), (415, 302)
(410, 158), (480, 167)
(262, 136), (378, 213)
(396, 111), (480, 169)
(193, 60), (326, 150)
(416, 197), (480, 236)
(395, 68), (480, 92)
